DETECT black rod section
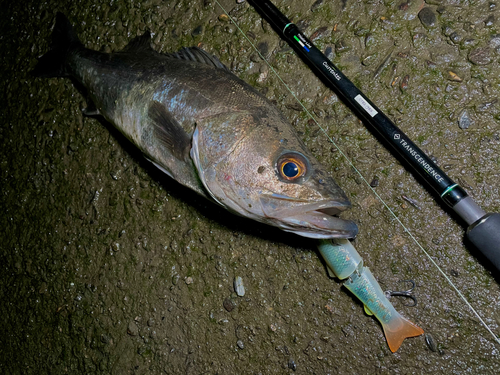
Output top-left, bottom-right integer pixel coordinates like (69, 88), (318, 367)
(248, 0), (500, 273)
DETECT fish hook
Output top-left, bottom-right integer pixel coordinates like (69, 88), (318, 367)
(384, 280), (418, 307)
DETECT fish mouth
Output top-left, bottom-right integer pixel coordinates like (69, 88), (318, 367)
(259, 194), (358, 239)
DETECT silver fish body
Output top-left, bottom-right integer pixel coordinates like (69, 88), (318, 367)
(34, 13), (358, 239)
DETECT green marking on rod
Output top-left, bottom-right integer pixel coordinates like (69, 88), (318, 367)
(283, 22), (292, 33)
(441, 184), (458, 198)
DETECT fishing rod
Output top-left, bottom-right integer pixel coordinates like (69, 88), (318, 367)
(248, 0), (500, 273)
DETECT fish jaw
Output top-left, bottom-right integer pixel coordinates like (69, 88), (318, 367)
(259, 194), (358, 239)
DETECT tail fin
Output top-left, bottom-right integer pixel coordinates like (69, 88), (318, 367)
(382, 315), (424, 353)
(32, 12), (82, 77)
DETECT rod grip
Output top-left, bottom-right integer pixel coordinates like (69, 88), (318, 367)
(467, 213), (500, 272)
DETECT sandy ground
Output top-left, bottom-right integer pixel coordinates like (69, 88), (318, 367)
(1, 0), (500, 373)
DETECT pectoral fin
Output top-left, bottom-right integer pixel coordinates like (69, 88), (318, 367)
(148, 101), (191, 162)
(145, 102), (209, 198)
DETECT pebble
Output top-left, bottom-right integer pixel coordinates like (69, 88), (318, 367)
(462, 38), (477, 48)
(257, 41), (269, 58)
(489, 34), (500, 51)
(468, 47), (492, 65)
(172, 274), (179, 285)
(310, 26), (329, 41)
(477, 99), (498, 112)
(335, 39), (349, 52)
(234, 276), (245, 296)
(442, 26), (453, 37)
(425, 333), (438, 352)
(185, 276), (193, 285)
(436, 5), (446, 14)
(311, 0), (324, 11)
(401, 195), (421, 210)
(127, 321), (139, 336)
(257, 69), (269, 83)
(400, 75), (410, 91)
(365, 33), (374, 47)
(218, 14), (229, 22)
(449, 32), (463, 44)
(341, 324), (354, 337)
(192, 25), (203, 36)
(370, 177), (379, 188)
(418, 7), (437, 28)
(101, 334), (111, 344)
(261, 19), (270, 33)
(425, 60), (437, 69)
(373, 49), (394, 78)
(398, 0), (425, 19)
(288, 358), (297, 371)
(285, 102), (303, 111)
(250, 53), (261, 63)
(458, 108), (472, 129)
(223, 297), (236, 312)
(324, 46), (334, 59)
(485, 15), (495, 27)
(296, 19), (310, 32)
(463, 22), (475, 32)
(362, 54), (377, 66)
(447, 71), (463, 82)
(237, 340), (244, 349)
(278, 40), (292, 53)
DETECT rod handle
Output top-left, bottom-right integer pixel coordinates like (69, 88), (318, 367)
(467, 213), (500, 272)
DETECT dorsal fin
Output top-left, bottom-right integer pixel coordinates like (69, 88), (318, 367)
(170, 47), (230, 71)
(121, 31), (154, 53)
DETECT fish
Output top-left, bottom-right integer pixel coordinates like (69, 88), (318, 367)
(33, 13), (358, 240)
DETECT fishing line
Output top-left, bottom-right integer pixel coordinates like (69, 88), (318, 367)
(213, 0), (500, 345)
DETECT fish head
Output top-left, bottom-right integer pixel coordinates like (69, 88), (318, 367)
(192, 112), (358, 239)
(255, 148), (358, 239)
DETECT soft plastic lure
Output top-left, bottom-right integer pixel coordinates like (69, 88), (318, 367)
(318, 239), (424, 352)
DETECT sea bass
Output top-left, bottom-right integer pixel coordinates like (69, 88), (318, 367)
(33, 13), (358, 239)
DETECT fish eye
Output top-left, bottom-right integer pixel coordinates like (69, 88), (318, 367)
(277, 152), (308, 181)
(283, 161), (300, 178)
